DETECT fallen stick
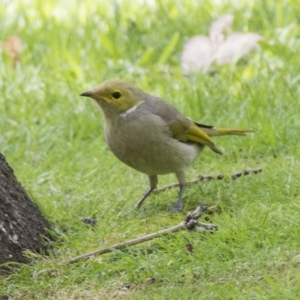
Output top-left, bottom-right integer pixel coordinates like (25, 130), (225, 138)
(63, 205), (217, 265)
(63, 169), (261, 265)
(154, 167), (262, 194)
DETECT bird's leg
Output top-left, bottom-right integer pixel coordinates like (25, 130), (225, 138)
(171, 171), (186, 212)
(135, 175), (158, 209)
(171, 185), (185, 212)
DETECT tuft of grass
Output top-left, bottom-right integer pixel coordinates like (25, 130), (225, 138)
(1, 0), (300, 299)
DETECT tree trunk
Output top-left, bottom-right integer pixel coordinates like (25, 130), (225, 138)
(0, 153), (50, 274)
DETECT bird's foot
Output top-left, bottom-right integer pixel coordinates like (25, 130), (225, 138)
(170, 199), (183, 213)
(135, 187), (155, 209)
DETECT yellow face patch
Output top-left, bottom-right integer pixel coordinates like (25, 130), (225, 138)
(99, 92), (139, 112)
(91, 80), (144, 112)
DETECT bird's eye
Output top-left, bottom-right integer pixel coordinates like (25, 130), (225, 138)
(112, 91), (121, 99)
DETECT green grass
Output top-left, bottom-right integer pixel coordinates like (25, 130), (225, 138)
(1, 0), (300, 299)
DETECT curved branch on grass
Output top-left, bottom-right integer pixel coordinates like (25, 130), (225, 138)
(154, 167), (262, 194)
(63, 205), (217, 265)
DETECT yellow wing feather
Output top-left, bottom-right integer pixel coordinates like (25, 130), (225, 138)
(187, 124), (223, 154)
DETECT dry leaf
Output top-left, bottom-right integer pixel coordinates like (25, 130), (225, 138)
(213, 32), (264, 65)
(209, 14), (234, 42)
(81, 217), (98, 226)
(1, 35), (22, 67)
(185, 243), (193, 253)
(181, 35), (213, 74)
(180, 15), (264, 74)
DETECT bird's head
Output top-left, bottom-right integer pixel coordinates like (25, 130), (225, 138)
(80, 79), (144, 113)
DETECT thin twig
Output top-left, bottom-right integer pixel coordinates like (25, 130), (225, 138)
(155, 167), (262, 194)
(62, 205), (217, 265)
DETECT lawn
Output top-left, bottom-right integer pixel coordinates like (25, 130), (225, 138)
(1, 0), (300, 299)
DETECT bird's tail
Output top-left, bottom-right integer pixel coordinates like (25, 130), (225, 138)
(194, 122), (254, 137)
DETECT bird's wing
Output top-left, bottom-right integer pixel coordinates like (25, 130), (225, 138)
(145, 96), (222, 154)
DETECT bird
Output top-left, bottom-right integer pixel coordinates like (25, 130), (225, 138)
(80, 79), (252, 212)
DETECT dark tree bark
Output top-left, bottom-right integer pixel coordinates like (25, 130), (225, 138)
(0, 153), (50, 273)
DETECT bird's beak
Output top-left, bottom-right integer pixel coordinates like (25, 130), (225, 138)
(80, 91), (94, 97)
